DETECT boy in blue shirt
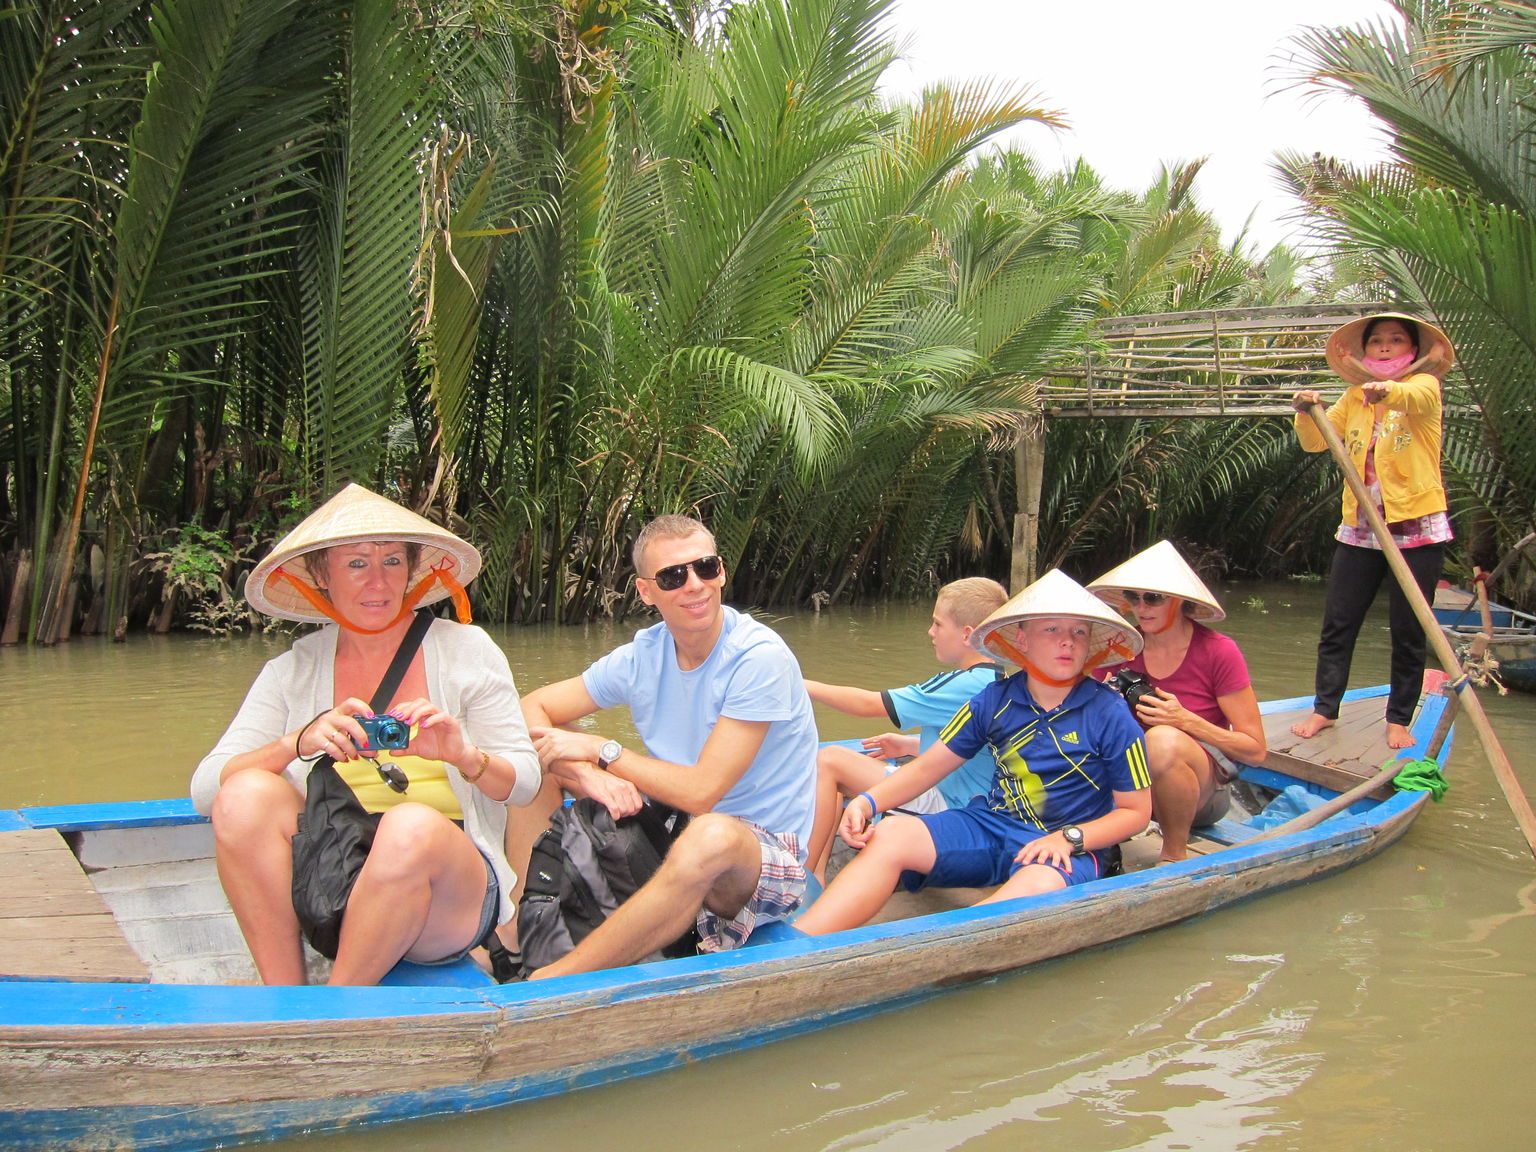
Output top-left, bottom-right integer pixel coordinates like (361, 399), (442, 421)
(803, 577), (1007, 880)
(796, 570), (1151, 935)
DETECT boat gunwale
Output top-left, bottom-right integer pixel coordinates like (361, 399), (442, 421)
(0, 679), (1440, 1032)
(0, 788), (1427, 1031)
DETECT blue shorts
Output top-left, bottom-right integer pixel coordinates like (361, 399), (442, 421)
(415, 850), (500, 966)
(898, 800), (1114, 892)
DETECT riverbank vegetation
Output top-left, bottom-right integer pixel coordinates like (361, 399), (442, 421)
(2, 0), (1532, 641)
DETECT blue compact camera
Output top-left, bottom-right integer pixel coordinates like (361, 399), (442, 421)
(354, 714), (410, 753)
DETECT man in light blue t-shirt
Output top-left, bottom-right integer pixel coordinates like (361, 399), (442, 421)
(517, 515), (817, 978)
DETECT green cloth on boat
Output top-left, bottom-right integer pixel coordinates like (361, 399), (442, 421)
(1392, 757), (1448, 801)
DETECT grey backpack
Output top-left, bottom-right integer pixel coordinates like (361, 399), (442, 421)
(517, 798), (695, 972)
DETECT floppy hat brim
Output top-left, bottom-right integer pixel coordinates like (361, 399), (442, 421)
(1088, 539), (1224, 623)
(1325, 312), (1455, 386)
(970, 568), (1143, 671)
(246, 484), (482, 623)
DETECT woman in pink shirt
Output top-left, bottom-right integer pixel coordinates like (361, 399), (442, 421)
(1090, 541), (1267, 863)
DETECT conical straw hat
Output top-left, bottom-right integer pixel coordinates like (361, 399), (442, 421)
(1325, 312), (1455, 386)
(1088, 540), (1225, 623)
(970, 568), (1143, 671)
(247, 484), (481, 623)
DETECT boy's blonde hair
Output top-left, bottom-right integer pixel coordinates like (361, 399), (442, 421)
(936, 577), (1007, 629)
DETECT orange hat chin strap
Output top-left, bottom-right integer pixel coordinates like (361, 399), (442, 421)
(1022, 658), (1082, 689)
(265, 561), (472, 633)
(1087, 636), (1136, 669)
(986, 631), (1029, 668)
(991, 626), (1115, 685)
(1142, 600), (1181, 635)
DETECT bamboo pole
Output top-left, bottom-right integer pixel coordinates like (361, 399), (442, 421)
(1305, 403), (1536, 862)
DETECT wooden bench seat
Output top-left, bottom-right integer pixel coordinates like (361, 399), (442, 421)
(0, 829), (150, 983)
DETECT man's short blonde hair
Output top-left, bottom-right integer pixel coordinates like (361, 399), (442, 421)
(632, 514), (716, 575)
(936, 577), (1007, 629)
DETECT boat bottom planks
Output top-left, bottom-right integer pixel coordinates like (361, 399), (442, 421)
(0, 683), (1453, 1152)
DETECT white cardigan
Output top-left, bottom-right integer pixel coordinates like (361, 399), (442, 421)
(191, 619), (541, 923)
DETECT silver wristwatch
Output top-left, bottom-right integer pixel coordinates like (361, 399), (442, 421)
(597, 739), (623, 770)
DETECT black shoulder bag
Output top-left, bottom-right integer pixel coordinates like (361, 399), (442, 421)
(291, 608), (434, 960)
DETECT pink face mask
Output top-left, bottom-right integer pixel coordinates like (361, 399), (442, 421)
(1362, 352), (1416, 381)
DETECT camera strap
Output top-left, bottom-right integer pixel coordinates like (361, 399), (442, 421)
(357, 605), (523, 980)
(370, 608), (435, 715)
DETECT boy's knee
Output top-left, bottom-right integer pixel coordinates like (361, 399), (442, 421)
(816, 744), (860, 782)
(863, 814), (935, 866)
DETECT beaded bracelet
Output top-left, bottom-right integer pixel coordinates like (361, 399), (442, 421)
(461, 746), (491, 784)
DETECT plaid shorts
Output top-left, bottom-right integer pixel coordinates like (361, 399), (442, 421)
(695, 821), (806, 952)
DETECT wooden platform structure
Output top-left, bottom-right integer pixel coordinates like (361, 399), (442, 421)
(1261, 695), (1403, 798)
(1036, 303), (1385, 418)
(0, 828), (149, 982)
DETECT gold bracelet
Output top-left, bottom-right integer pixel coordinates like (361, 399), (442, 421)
(461, 746), (490, 784)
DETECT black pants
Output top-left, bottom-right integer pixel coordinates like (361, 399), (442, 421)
(1313, 541), (1444, 726)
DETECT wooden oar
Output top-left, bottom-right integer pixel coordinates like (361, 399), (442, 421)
(1473, 565), (1496, 637)
(1305, 402), (1536, 861)
(1467, 565), (1498, 671)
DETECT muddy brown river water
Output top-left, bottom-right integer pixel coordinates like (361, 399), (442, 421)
(3, 579), (1534, 1150)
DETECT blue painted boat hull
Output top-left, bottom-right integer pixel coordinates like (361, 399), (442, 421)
(0, 686), (1451, 1152)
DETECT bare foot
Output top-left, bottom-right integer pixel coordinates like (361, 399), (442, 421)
(1290, 713), (1335, 739)
(1386, 722), (1414, 750)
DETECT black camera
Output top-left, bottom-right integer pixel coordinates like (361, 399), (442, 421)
(1105, 669), (1157, 712)
(354, 713), (410, 753)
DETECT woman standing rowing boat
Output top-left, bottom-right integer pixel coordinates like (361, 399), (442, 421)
(1290, 312), (1456, 750)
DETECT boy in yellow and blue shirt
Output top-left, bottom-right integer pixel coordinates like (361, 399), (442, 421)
(795, 570), (1150, 936)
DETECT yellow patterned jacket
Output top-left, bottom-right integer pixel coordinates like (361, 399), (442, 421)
(1294, 372), (1446, 527)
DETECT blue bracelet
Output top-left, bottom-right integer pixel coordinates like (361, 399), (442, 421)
(856, 791), (880, 822)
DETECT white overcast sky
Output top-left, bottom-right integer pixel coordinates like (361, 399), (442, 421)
(880, 0), (1401, 254)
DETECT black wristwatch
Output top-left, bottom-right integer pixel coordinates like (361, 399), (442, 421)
(1061, 824), (1085, 854)
(597, 739), (623, 770)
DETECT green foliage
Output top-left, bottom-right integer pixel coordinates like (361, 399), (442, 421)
(0, 0), (1353, 640)
(1282, 1), (1536, 586)
(139, 523), (253, 636)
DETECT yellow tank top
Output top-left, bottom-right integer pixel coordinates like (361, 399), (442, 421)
(336, 752), (463, 818)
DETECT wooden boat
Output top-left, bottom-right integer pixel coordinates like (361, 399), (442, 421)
(0, 683), (1453, 1152)
(1433, 584), (1536, 693)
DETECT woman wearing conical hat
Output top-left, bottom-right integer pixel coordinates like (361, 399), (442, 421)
(795, 570), (1151, 936)
(1291, 312), (1454, 749)
(1089, 541), (1266, 863)
(191, 484), (541, 985)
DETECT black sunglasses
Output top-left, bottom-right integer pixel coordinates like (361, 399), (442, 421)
(1122, 590), (1168, 607)
(370, 758), (408, 793)
(641, 554), (723, 592)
